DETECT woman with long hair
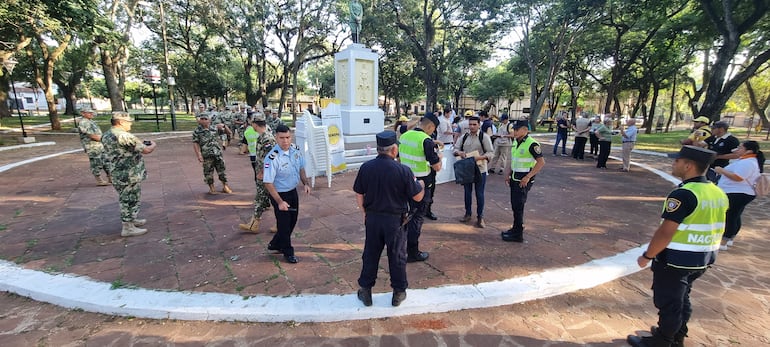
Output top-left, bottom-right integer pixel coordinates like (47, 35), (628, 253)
(714, 140), (766, 250)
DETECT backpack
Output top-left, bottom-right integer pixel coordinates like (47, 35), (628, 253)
(754, 173), (770, 197)
(459, 132), (488, 154)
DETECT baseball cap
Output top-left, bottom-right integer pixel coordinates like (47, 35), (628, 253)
(693, 116), (711, 123)
(500, 114), (509, 121)
(464, 110), (474, 117)
(376, 130), (399, 147)
(667, 145), (716, 166)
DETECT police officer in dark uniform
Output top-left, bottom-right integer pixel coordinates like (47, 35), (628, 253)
(627, 146), (728, 347)
(502, 120), (545, 242)
(354, 131), (425, 307)
(399, 114), (442, 262)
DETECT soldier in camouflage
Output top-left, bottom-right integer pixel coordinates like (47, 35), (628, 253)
(77, 109), (111, 186)
(193, 113), (233, 194)
(239, 113), (276, 233)
(101, 112), (156, 237)
(267, 108), (285, 135)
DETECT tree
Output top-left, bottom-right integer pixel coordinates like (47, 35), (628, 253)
(696, 0), (770, 120)
(469, 65), (527, 114)
(383, 0), (506, 113)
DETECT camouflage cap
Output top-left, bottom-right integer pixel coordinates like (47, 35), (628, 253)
(111, 112), (133, 122)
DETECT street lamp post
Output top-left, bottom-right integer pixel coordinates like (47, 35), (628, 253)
(144, 68), (162, 132)
(2, 57), (28, 138)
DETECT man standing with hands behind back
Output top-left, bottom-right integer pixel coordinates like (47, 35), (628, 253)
(627, 145), (727, 347)
(354, 130), (424, 307)
(263, 124), (312, 264)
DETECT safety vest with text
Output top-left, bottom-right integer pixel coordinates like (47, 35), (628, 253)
(510, 136), (538, 174)
(399, 130), (430, 177)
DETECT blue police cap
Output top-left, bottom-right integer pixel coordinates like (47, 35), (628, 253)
(423, 113), (440, 127)
(667, 145), (716, 166)
(511, 120), (529, 129)
(376, 130), (399, 147)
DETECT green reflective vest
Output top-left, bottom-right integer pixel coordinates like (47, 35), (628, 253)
(664, 181), (728, 269)
(399, 130), (430, 177)
(511, 136), (538, 174)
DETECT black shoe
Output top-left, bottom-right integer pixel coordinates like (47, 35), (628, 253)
(392, 290), (406, 306)
(501, 230), (523, 243)
(357, 287), (372, 306)
(407, 251), (429, 262)
(267, 243), (281, 252)
(425, 211), (438, 220)
(284, 254), (298, 263)
(627, 334), (671, 347)
(651, 326), (684, 346)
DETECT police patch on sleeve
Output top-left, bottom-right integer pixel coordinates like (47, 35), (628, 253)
(665, 198), (682, 212)
(533, 144), (542, 155)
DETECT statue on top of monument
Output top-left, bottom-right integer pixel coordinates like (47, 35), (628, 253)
(349, 0), (363, 43)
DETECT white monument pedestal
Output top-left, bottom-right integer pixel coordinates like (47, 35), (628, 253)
(335, 43), (384, 144)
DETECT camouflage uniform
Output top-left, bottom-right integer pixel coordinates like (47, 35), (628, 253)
(251, 131), (276, 218)
(192, 124), (227, 185)
(267, 113), (285, 135)
(102, 127), (148, 223)
(78, 118), (110, 176)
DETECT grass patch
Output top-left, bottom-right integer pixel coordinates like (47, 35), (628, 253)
(110, 277), (137, 290)
(26, 239), (38, 248)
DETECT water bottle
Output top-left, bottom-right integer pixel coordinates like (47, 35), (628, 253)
(366, 144), (371, 155)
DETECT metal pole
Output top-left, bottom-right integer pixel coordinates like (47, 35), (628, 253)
(159, 1), (177, 131)
(151, 83), (160, 132)
(10, 81), (27, 137)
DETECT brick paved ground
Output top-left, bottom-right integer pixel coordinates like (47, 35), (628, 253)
(0, 132), (768, 346)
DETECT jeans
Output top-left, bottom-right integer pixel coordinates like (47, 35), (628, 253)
(463, 173), (487, 217)
(553, 132), (567, 154)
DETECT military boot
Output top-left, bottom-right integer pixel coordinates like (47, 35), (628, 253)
(222, 183), (233, 194)
(132, 213), (146, 227)
(238, 217), (260, 233)
(106, 174), (112, 183)
(95, 175), (110, 186)
(208, 184), (218, 194)
(121, 222), (148, 237)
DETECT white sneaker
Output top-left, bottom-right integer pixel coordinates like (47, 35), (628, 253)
(720, 244), (728, 251)
(726, 238), (734, 246)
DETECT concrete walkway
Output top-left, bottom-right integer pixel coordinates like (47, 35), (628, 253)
(0, 132), (768, 346)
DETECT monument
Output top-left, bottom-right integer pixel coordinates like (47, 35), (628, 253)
(334, 1), (384, 146)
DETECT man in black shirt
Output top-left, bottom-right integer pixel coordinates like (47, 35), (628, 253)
(703, 121), (739, 182)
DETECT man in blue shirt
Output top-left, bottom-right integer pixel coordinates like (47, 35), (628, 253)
(263, 125), (312, 264)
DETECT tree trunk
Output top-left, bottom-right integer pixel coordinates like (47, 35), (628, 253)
(100, 50), (124, 112)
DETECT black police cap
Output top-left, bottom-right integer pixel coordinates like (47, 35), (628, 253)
(511, 120), (529, 129)
(376, 130), (399, 147)
(423, 113), (440, 128)
(667, 145), (716, 166)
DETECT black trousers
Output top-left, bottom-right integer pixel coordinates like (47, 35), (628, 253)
(651, 260), (706, 343)
(268, 189), (299, 256)
(509, 177), (534, 233)
(589, 133), (599, 154)
(597, 141), (611, 168)
(724, 193), (755, 239)
(572, 136), (588, 159)
(405, 175), (434, 255)
(358, 213), (407, 291)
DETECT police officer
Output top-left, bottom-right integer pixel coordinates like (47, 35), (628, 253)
(263, 124), (311, 264)
(627, 146), (728, 347)
(399, 113), (442, 262)
(238, 114), (276, 233)
(101, 112), (156, 237)
(354, 131), (424, 307)
(502, 120), (545, 242)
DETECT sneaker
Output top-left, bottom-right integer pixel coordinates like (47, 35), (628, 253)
(459, 215), (472, 223)
(720, 244), (728, 251)
(561, 153), (568, 156)
(726, 238), (734, 246)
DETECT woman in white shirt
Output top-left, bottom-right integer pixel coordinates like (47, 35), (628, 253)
(715, 140), (766, 250)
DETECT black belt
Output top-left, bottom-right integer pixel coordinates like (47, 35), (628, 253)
(622, 141), (635, 143)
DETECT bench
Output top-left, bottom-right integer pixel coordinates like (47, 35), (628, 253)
(134, 113), (167, 122)
(655, 122), (664, 133)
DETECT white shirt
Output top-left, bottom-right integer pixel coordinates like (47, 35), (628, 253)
(717, 157), (760, 195)
(437, 115), (453, 144)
